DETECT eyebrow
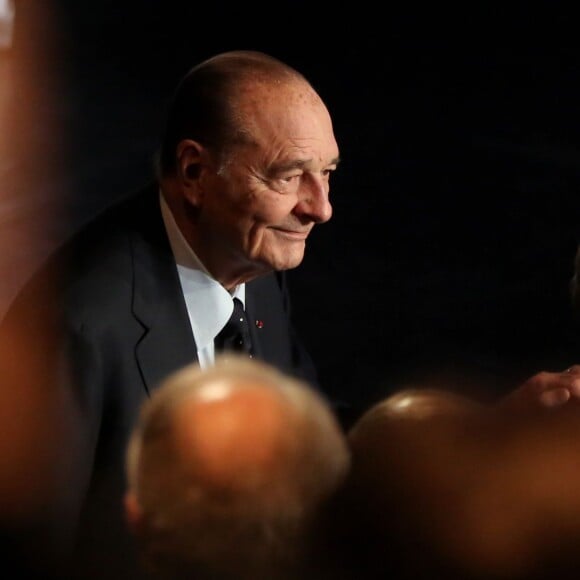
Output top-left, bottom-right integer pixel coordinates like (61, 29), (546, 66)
(270, 156), (341, 173)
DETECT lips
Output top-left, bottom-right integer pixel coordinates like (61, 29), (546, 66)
(270, 227), (310, 240)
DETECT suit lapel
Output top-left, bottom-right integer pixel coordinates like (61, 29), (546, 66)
(246, 275), (292, 373)
(129, 187), (197, 394)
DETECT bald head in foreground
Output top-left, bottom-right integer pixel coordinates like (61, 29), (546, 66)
(124, 355), (350, 580)
(338, 386), (580, 580)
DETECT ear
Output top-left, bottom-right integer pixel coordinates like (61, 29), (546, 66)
(124, 491), (144, 535)
(176, 139), (207, 207)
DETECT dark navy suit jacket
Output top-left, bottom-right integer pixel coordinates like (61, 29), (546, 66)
(0, 183), (320, 578)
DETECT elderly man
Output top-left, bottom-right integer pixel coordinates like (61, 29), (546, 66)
(0, 50), (339, 577)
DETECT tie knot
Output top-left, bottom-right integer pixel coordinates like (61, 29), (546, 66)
(232, 297), (245, 324)
(215, 298), (253, 356)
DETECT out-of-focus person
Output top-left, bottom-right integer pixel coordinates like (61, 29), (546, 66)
(124, 355), (350, 580)
(335, 385), (580, 580)
(0, 2), (70, 577)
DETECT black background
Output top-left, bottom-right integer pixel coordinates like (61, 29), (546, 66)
(4, 1), (580, 417)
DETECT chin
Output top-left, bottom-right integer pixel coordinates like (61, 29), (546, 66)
(266, 253), (304, 272)
(257, 243), (306, 272)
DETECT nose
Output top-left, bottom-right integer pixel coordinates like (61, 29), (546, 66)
(294, 176), (333, 224)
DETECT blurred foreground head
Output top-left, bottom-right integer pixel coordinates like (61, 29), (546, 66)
(125, 355), (349, 579)
(341, 387), (580, 579)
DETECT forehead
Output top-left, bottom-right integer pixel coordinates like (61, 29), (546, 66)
(235, 80), (339, 163)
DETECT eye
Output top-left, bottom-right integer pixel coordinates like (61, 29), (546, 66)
(322, 164), (338, 178)
(280, 174), (301, 183)
(269, 173), (302, 193)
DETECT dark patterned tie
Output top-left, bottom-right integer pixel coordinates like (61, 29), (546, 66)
(214, 297), (253, 356)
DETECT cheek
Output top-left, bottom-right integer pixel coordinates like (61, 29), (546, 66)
(246, 220), (269, 253)
(244, 208), (282, 254)
(236, 190), (298, 250)
(251, 193), (296, 224)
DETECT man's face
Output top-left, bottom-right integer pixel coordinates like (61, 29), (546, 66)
(195, 81), (339, 286)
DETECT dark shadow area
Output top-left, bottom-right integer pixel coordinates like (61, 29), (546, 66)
(3, 1), (580, 422)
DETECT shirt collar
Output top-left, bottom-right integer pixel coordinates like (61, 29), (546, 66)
(159, 191), (246, 350)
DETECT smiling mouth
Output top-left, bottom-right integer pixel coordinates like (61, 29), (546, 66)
(270, 227), (310, 240)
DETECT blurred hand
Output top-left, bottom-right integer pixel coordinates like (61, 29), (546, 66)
(499, 365), (580, 411)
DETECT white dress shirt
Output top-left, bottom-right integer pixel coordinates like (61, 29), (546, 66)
(159, 192), (245, 368)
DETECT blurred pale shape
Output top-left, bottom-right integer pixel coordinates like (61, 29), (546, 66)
(0, 0), (14, 49)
